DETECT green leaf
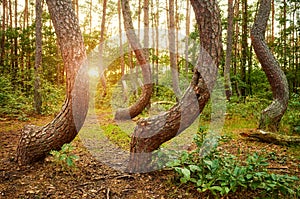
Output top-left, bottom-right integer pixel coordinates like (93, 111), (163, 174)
(181, 168), (191, 180)
(66, 157), (74, 167)
(189, 165), (201, 172)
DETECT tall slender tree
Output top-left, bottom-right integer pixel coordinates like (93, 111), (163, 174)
(224, 0), (234, 101)
(0, 0), (6, 70)
(99, 0), (108, 96)
(168, 0), (181, 99)
(34, 0), (43, 114)
(184, 0), (190, 78)
(240, 0), (248, 101)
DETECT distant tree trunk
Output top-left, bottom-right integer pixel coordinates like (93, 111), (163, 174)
(127, 0), (222, 173)
(240, 0), (248, 101)
(34, 0), (43, 114)
(118, 0), (126, 100)
(185, 0), (190, 78)
(282, 0), (287, 71)
(143, 0), (149, 60)
(99, 0), (107, 97)
(168, 0), (181, 99)
(72, 0), (79, 17)
(13, 0), (18, 83)
(271, 0), (275, 47)
(233, 0), (241, 98)
(115, 0), (153, 120)
(0, 0), (6, 71)
(224, 0), (234, 101)
(155, 0), (159, 86)
(251, 0), (289, 132)
(16, 0), (89, 165)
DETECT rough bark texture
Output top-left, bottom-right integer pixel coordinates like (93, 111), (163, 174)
(224, 0), (234, 101)
(16, 0), (88, 165)
(115, 0), (153, 120)
(168, 0), (181, 99)
(127, 0), (222, 173)
(251, 0), (289, 132)
(34, 0), (43, 114)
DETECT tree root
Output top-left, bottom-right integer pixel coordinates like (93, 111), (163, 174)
(240, 129), (300, 145)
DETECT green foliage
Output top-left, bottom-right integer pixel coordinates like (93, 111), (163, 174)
(0, 76), (33, 119)
(282, 93), (300, 134)
(0, 75), (65, 118)
(49, 143), (79, 170)
(166, 135), (300, 198)
(40, 81), (65, 115)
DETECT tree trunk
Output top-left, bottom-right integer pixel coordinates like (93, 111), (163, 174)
(233, 0), (241, 98)
(251, 0), (289, 132)
(155, 0), (159, 86)
(99, 0), (107, 97)
(115, 0), (153, 120)
(34, 0), (43, 114)
(240, 0), (248, 101)
(168, 0), (181, 99)
(127, 0), (222, 173)
(16, 0), (89, 165)
(185, 0), (190, 78)
(224, 0), (234, 101)
(0, 0), (6, 71)
(144, 0), (149, 61)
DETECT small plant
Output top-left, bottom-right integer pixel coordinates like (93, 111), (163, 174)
(166, 139), (300, 198)
(49, 143), (79, 170)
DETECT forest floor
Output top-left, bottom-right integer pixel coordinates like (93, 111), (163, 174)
(0, 114), (300, 199)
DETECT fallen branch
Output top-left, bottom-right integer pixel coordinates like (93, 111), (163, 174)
(240, 129), (300, 145)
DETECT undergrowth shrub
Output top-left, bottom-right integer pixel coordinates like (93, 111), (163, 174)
(0, 76), (65, 118)
(0, 76), (32, 119)
(49, 143), (79, 171)
(166, 134), (300, 198)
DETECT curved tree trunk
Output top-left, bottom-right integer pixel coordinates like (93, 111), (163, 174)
(251, 0), (289, 132)
(127, 0), (222, 173)
(115, 0), (153, 120)
(16, 0), (89, 165)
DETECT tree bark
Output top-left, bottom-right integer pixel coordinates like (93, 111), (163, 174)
(168, 0), (181, 99)
(0, 0), (6, 72)
(127, 0), (222, 173)
(251, 0), (289, 132)
(16, 0), (89, 165)
(34, 0), (43, 114)
(99, 0), (108, 97)
(240, 0), (248, 101)
(185, 0), (190, 78)
(115, 0), (153, 120)
(224, 0), (234, 101)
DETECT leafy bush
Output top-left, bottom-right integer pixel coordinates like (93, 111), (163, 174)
(166, 135), (300, 198)
(282, 93), (300, 133)
(0, 76), (33, 118)
(40, 80), (65, 115)
(49, 143), (79, 170)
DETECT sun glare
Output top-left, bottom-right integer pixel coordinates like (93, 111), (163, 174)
(88, 68), (99, 78)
